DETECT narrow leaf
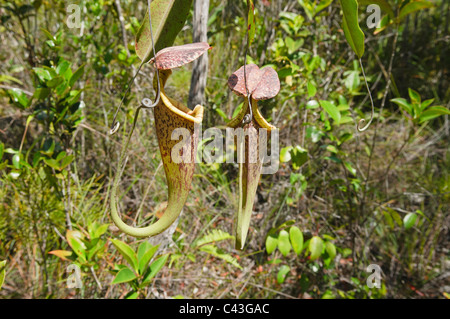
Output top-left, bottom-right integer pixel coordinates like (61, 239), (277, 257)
(247, 0), (256, 46)
(0, 260), (6, 290)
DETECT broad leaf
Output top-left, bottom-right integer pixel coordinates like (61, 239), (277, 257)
(419, 106), (450, 123)
(142, 254), (169, 284)
(135, 0), (193, 63)
(265, 235), (278, 254)
(403, 213), (418, 230)
(309, 236), (324, 260)
(325, 242), (336, 259)
(340, 0), (365, 58)
(110, 238), (138, 272)
(391, 98), (413, 116)
(277, 230), (292, 256)
(277, 265), (290, 284)
(399, 1), (435, 21)
(138, 244), (158, 275)
(320, 100), (341, 124)
(289, 226), (304, 255)
(112, 267), (138, 284)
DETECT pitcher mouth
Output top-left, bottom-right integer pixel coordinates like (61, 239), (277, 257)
(156, 69), (204, 124)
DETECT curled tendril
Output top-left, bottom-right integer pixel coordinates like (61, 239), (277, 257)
(109, 0), (160, 135)
(357, 58), (375, 132)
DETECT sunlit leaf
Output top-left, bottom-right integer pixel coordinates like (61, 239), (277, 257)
(277, 265), (290, 284)
(277, 230), (292, 256)
(49, 250), (73, 261)
(309, 236), (324, 260)
(339, 0), (365, 58)
(265, 235), (278, 254)
(112, 267), (137, 284)
(136, 0), (193, 62)
(110, 238), (138, 272)
(0, 260), (6, 290)
(289, 226), (304, 255)
(403, 213), (418, 230)
(142, 254), (169, 284)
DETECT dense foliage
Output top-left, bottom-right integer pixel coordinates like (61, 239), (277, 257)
(0, 0), (448, 299)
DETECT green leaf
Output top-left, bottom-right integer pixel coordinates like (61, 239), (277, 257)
(265, 235), (278, 255)
(325, 242), (336, 259)
(66, 230), (87, 263)
(307, 81), (317, 98)
(138, 244), (158, 275)
(408, 88), (421, 104)
(93, 223), (109, 239)
(8, 88), (29, 109)
(320, 100), (341, 124)
(12, 153), (21, 169)
(391, 98), (413, 116)
(344, 161), (357, 176)
(69, 64), (85, 87)
(135, 0), (193, 63)
(399, 1), (435, 21)
(112, 267), (138, 284)
(309, 236), (324, 260)
(247, 0), (256, 46)
(290, 146), (308, 170)
(289, 226), (304, 255)
(339, 0), (365, 58)
(280, 146), (292, 163)
(403, 213), (418, 230)
(142, 254), (169, 284)
(110, 238), (138, 272)
(277, 230), (292, 257)
(0, 260), (6, 290)
(277, 265), (290, 284)
(33, 67), (53, 82)
(419, 106), (450, 123)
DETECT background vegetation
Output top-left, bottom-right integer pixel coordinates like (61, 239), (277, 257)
(0, 0), (448, 299)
